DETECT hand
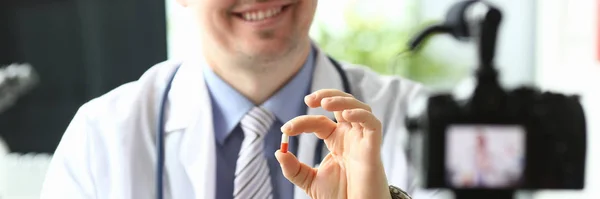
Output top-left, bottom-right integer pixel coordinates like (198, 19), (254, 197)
(275, 89), (392, 199)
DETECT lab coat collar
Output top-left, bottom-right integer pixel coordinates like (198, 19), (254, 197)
(163, 46), (344, 199)
(164, 47), (343, 133)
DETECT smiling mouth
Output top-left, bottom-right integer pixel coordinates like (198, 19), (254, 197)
(233, 5), (291, 22)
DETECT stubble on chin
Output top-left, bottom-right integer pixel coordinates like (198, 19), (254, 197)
(235, 33), (300, 74)
(258, 29), (276, 39)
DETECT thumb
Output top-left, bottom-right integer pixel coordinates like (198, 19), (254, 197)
(275, 150), (316, 191)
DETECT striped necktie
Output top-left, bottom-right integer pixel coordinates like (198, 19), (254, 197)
(233, 106), (275, 199)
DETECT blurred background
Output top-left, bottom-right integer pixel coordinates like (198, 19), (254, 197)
(1, 0), (598, 198)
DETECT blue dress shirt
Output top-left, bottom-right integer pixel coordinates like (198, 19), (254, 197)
(203, 48), (316, 199)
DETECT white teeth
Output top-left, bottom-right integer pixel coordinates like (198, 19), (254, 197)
(241, 7), (283, 21)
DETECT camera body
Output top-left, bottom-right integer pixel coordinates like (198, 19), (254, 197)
(412, 71), (586, 191)
(403, 1), (587, 197)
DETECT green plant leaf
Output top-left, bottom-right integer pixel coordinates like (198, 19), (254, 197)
(310, 4), (469, 88)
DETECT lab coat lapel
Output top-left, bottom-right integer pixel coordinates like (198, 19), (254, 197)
(294, 49), (345, 199)
(166, 61), (217, 199)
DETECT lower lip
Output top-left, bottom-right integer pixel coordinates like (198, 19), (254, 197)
(234, 5), (292, 28)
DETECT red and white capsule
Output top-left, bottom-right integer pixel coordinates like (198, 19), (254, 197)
(280, 134), (289, 153)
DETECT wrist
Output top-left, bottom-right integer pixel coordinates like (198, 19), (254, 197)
(380, 184), (392, 199)
(374, 164), (393, 199)
(350, 162), (390, 199)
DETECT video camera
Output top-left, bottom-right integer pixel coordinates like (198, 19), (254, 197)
(404, 1), (587, 199)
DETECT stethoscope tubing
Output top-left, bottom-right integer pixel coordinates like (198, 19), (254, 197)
(156, 57), (349, 199)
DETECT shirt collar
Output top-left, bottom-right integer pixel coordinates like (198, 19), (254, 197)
(204, 46), (316, 144)
(203, 66), (254, 144)
(262, 47), (316, 123)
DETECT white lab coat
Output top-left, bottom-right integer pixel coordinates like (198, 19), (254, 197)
(40, 48), (437, 199)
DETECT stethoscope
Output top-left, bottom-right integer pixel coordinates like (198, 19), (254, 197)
(156, 56), (351, 199)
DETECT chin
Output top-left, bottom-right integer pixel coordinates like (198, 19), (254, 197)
(241, 40), (299, 59)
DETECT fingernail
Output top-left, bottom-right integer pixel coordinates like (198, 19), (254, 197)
(305, 94), (315, 101)
(281, 123), (291, 132)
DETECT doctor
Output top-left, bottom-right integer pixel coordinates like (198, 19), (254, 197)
(41, 0), (430, 198)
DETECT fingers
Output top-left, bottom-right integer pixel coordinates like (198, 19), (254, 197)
(321, 96), (372, 112)
(275, 150), (316, 191)
(281, 115), (337, 139)
(342, 109), (382, 139)
(304, 89), (353, 108)
(304, 89), (371, 123)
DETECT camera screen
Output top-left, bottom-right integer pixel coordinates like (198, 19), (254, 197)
(445, 125), (526, 189)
